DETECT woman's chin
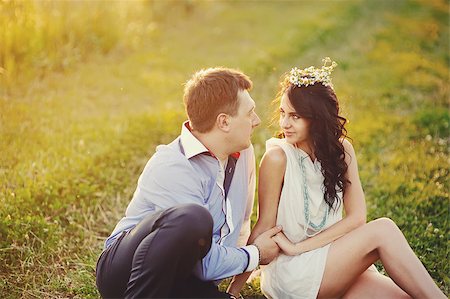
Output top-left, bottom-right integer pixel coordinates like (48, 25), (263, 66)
(284, 135), (297, 144)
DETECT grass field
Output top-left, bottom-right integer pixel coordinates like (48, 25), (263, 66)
(0, 0), (448, 298)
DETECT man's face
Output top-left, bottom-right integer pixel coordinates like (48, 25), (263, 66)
(228, 89), (261, 151)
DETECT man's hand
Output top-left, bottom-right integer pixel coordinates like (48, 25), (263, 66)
(253, 225), (282, 265)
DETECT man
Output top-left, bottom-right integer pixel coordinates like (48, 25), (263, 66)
(96, 67), (281, 298)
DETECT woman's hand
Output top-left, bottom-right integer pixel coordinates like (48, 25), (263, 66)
(272, 232), (302, 256)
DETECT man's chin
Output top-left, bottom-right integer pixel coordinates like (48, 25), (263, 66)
(234, 142), (251, 153)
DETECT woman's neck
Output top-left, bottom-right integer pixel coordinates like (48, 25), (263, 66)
(296, 142), (315, 160)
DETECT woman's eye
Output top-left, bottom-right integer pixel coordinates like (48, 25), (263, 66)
(292, 115), (300, 120)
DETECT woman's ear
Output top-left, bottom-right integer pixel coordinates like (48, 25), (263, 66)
(216, 113), (231, 132)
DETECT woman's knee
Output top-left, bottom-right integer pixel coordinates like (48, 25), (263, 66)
(372, 217), (398, 229)
(369, 217), (401, 239)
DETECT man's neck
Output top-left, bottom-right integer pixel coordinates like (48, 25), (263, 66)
(191, 130), (229, 161)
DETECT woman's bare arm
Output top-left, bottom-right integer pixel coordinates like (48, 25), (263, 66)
(227, 146), (286, 296)
(273, 139), (367, 255)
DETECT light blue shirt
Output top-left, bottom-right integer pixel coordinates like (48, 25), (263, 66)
(105, 121), (259, 281)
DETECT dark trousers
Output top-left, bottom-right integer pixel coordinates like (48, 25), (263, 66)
(96, 203), (230, 298)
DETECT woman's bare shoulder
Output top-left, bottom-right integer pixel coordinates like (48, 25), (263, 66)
(341, 138), (356, 156)
(262, 145), (287, 168)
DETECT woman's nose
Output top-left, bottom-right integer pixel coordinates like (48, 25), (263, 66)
(280, 116), (290, 128)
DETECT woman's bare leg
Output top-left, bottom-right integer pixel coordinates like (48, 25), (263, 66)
(342, 267), (410, 299)
(317, 218), (446, 299)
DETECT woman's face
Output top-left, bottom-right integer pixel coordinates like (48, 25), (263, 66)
(279, 92), (311, 147)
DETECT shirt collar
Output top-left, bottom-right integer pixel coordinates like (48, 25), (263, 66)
(180, 121), (240, 160)
(180, 121), (210, 159)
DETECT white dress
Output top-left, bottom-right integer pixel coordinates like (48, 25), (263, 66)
(260, 138), (343, 299)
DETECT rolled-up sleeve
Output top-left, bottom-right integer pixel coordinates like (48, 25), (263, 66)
(195, 242), (249, 281)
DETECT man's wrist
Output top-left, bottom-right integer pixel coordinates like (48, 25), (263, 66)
(241, 247), (250, 271)
(252, 243), (262, 265)
(241, 245), (259, 271)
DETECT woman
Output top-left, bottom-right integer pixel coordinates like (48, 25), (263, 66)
(227, 58), (446, 298)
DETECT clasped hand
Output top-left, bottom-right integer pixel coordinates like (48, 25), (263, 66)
(253, 226), (282, 264)
(253, 227), (305, 264)
(272, 231), (302, 256)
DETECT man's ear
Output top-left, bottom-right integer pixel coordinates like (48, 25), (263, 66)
(217, 113), (231, 132)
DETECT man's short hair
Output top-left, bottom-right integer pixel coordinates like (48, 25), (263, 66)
(183, 67), (253, 133)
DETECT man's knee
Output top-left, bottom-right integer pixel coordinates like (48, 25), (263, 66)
(167, 203), (213, 239)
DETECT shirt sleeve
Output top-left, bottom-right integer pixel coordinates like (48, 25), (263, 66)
(195, 241), (249, 281)
(128, 151), (206, 213)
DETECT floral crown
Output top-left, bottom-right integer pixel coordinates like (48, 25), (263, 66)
(289, 57), (337, 89)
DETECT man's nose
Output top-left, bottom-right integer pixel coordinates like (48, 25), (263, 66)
(253, 113), (261, 127)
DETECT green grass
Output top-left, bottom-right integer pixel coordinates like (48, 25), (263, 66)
(1, 0), (448, 297)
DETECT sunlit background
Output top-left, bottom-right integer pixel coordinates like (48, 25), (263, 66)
(0, 0), (448, 297)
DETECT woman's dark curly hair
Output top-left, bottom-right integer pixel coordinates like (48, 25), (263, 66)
(275, 78), (351, 211)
